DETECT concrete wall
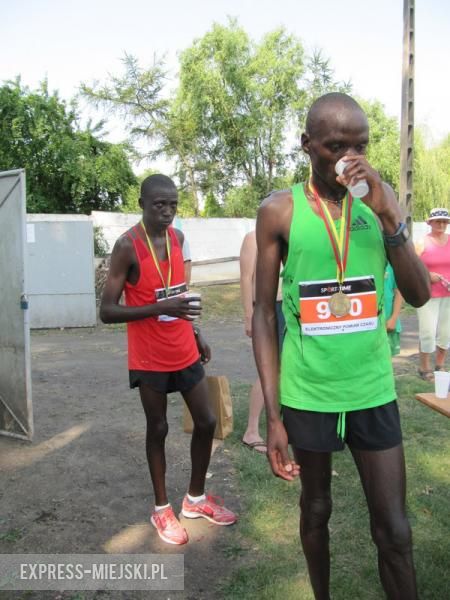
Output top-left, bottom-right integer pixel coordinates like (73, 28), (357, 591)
(24, 212), (432, 328)
(91, 211), (429, 261)
(91, 211), (256, 262)
(26, 215), (96, 328)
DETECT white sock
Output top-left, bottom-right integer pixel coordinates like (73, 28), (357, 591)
(187, 493), (206, 503)
(155, 503), (170, 512)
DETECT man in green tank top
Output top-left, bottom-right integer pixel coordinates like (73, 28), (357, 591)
(252, 93), (430, 600)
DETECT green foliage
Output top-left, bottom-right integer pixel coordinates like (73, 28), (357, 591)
(203, 191), (224, 217)
(0, 79), (137, 213)
(359, 98), (401, 191)
(177, 188), (198, 217)
(223, 185), (260, 217)
(80, 53), (169, 143)
(176, 20), (306, 200)
(413, 132), (450, 220)
(79, 20), (449, 219)
(93, 225), (109, 257)
(81, 20), (348, 216)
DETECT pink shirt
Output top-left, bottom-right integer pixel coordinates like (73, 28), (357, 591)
(420, 234), (450, 298)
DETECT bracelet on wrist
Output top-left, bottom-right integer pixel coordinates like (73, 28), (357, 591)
(383, 222), (410, 247)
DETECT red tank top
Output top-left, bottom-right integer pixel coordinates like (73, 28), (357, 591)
(124, 225), (199, 371)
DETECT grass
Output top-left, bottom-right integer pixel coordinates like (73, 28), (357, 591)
(191, 283), (242, 321)
(220, 376), (450, 600)
(0, 528), (24, 543)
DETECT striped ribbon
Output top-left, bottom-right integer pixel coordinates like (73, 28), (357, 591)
(308, 180), (353, 285)
(140, 220), (172, 294)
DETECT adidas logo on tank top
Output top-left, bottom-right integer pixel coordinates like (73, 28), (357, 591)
(350, 216), (370, 231)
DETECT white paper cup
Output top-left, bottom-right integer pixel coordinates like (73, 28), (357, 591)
(433, 370), (450, 399)
(184, 292), (201, 320)
(335, 158), (369, 198)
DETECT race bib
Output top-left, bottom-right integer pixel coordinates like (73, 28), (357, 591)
(155, 283), (187, 322)
(299, 276), (378, 336)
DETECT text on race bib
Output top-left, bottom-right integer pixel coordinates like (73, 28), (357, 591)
(299, 276), (378, 336)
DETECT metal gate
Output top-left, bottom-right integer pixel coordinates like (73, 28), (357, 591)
(0, 169), (33, 440)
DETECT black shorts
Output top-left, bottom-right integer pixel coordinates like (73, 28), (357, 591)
(282, 400), (402, 452)
(253, 300), (285, 354)
(129, 360), (205, 394)
(275, 300), (286, 352)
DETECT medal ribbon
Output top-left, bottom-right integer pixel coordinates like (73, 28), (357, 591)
(308, 181), (353, 286)
(140, 220), (172, 293)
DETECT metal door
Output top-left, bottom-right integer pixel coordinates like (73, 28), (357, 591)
(0, 169), (33, 440)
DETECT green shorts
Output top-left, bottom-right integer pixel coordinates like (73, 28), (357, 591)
(388, 331), (401, 356)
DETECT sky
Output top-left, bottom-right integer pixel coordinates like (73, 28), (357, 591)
(2, 0), (449, 173)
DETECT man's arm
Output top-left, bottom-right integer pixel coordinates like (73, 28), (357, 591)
(99, 235), (200, 323)
(337, 159), (430, 307)
(380, 185), (430, 307)
(386, 288), (403, 332)
(239, 232), (257, 337)
(252, 194), (299, 481)
(178, 232), (192, 286)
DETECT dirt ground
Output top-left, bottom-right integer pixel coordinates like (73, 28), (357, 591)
(0, 312), (421, 599)
(0, 315), (257, 600)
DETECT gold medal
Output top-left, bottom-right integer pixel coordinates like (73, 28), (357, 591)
(308, 180), (354, 321)
(328, 291), (351, 317)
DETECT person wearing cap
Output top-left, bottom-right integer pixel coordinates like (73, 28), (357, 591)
(252, 93), (430, 599)
(415, 208), (450, 380)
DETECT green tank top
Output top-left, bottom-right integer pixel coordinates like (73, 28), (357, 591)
(280, 183), (395, 413)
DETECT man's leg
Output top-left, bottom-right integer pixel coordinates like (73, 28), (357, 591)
(435, 297), (450, 369)
(182, 377), (216, 496)
(351, 444), (418, 600)
(139, 385), (168, 506)
(242, 378), (265, 450)
(434, 345), (447, 369)
(417, 299), (438, 376)
(293, 449), (332, 600)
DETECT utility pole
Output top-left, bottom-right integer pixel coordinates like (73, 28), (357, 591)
(399, 0), (415, 229)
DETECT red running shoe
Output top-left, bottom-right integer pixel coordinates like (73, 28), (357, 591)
(181, 495), (237, 526)
(150, 506), (189, 545)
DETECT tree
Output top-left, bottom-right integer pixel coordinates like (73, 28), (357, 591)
(0, 79), (137, 213)
(359, 99), (401, 192)
(81, 21), (311, 213)
(176, 20), (306, 203)
(79, 21), (353, 216)
(414, 132), (450, 220)
(203, 191), (223, 217)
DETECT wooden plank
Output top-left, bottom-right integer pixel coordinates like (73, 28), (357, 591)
(415, 393), (450, 418)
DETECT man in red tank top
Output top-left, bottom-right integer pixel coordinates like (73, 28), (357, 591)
(100, 174), (236, 545)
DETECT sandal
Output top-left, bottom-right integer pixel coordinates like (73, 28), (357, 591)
(435, 365), (445, 371)
(242, 439), (267, 454)
(418, 369), (434, 382)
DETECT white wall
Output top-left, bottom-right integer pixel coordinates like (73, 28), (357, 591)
(91, 212), (256, 262)
(26, 215), (96, 328)
(91, 211), (430, 261)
